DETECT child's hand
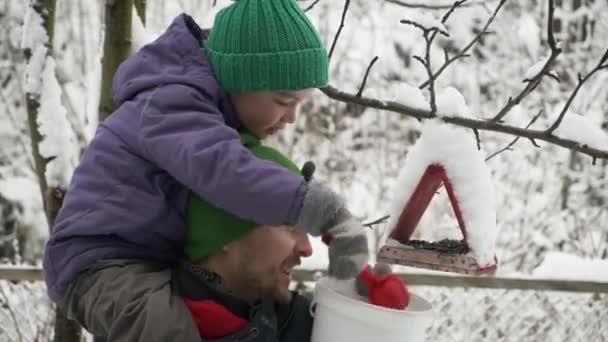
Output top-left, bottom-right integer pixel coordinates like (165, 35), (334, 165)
(297, 161), (369, 279)
(324, 216), (370, 280)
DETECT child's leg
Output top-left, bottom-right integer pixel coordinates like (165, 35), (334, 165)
(59, 260), (201, 342)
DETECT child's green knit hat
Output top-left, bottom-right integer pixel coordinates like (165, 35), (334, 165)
(205, 0), (329, 92)
(185, 133), (302, 262)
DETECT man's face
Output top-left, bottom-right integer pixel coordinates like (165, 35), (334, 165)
(231, 225), (313, 303)
(230, 89), (314, 139)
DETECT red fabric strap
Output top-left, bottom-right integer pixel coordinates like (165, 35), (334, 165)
(182, 297), (249, 338)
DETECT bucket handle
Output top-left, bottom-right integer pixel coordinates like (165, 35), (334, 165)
(309, 300), (317, 318)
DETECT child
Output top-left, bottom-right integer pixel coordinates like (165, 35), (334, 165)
(43, 0), (369, 340)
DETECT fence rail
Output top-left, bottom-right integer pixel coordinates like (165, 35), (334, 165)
(1, 265), (607, 341)
(2, 265), (607, 292)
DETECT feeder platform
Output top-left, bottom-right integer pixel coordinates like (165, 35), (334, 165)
(377, 239), (497, 276)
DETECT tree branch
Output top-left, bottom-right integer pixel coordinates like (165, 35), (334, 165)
(420, 33), (437, 114)
(321, 85), (608, 159)
(328, 0), (351, 61)
(491, 0), (561, 122)
(419, 0), (506, 89)
(364, 215), (390, 228)
(23, 1), (83, 342)
(441, 0), (469, 24)
(356, 56), (379, 97)
(386, 0), (476, 10)
(400, 19), (449, 37)
(545, 49), (608, 134)
(304, 0), (322, 12)
(320, 0), (608, 160)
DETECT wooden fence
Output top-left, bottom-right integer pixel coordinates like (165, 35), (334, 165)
(2, 265), (607, 293)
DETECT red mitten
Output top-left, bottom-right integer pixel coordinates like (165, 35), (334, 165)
(357, 265), (410, 310)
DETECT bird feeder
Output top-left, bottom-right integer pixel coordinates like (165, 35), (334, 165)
(377, 163), (497, 275)
(375, 120), (499, 275)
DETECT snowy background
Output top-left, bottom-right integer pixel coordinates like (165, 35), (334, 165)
(1, 0), (607, 341)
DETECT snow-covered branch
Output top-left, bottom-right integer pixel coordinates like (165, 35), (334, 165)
(321, 0), (608, 160)
(321, 85), (608, 159)
(20, 2), (81, 340)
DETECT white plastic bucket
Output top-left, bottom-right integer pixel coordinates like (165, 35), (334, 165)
(310, 278), (433, 342)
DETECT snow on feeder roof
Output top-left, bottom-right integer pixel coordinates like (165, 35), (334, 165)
(378, 119), (498, 275)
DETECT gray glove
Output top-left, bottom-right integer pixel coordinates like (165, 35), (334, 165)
(297, 162), (369, 279)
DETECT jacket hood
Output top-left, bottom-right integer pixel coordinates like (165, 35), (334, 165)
(112, 14), (221, 106)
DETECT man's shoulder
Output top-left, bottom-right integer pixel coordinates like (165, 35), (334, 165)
(275, 293), (314, 342)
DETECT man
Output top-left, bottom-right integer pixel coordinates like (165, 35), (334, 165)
(173, 133), (325, 341)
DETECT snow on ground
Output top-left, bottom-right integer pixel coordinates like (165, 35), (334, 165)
(384, 120), (497, 267)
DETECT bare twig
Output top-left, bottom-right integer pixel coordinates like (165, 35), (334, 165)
(0, 283), (24, 342)
(529, 138), (541, 148)
(356, 56), (379, 97)
(400, 19), (449, 37)
(304, 0), (322, 12)
(328, 0), (351, 61)
(545, 49), (608, 134)
(486, 109), (543, 161)
(401, 6), (458, 116)
(321, 85), (608, 159)
(386, 0), (476, 10)
(364, 215), (390, 228)
(441, 0), (469, 23)
(473, 128), (481, 150)
(399, 2), (467, 116)
(419, 0), (507, 90)
(419, 32), (438, 114)
(491, 0), (561, 122)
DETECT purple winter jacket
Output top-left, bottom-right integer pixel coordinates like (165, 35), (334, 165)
(43, 14), (307, 302)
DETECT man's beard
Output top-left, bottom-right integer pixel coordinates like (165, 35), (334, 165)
(238, 255), (300, 304)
